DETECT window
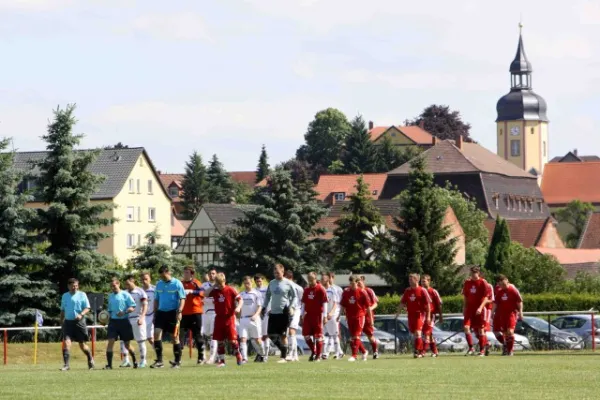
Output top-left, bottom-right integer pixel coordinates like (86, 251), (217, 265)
(137, 234), (141, 246)
(137, 179), (141, 194)
(26, 179), (38, 191)
(334, 192), (346, 201)
(148, 207), (156, 222)
(499, 129), (502, 136)
(510, 140), (520, 157)
(139, 157), (145, 167)
(543, 141), (547, 157)
(530, 127), (534, 135)
(126, 206), (135, 221)
(538, 202), (543, 213)
(196, 237), (210, 246)
(128, 179), (134, 193)
(372, 190), (378, 196)
(148, 180), (153, 194)
(169, 187), (179, 197)
(494, 197), (499, 210)
(126, 234), (135, 248)
(137, 207), (141, 221)
(213, 252), (222, 261)
(518, 200), (522, 212)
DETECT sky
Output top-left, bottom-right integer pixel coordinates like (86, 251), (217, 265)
(2, 0), (600, 173)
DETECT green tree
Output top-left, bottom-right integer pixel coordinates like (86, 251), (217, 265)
(405, 104), (472, 142)
(502, 243), (565, 293)
(127, 230), (191, 279)
(0, 138), (55, 326)
(382, 156), (459, 294)
(32, 105), (115, 295)
(206, 154), (235, 203)
(298, 108), (351, 172)
(181, 151), (208, 219)
(375, 136), (421, 172)
(333, 176), (384, 273)
(555, 200), (595, 248)
(341, 115), (378, 174)
(256, 144), (270, 183)
(485, 215), (511, 274)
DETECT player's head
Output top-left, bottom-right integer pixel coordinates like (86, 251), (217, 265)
(140, 271), (152, 287)
(243, 275), (253, 290)
(496, 274), (509, 289)
(307, 271), (317, 286)
(203, 273), (209, 282)
(158, 264), (171, 281)
(408, 273), (420, 287)
(349, 275), (360, 289)
(274, 263), (285, 279)
(110, 277), (121, 293)
(284, 269), (293, 280)
(321, 272), (332, 286)
(330, 272), (336, 283)
(357, 280), (365, 289)
(207, 268), (217, 283)
(421, 274), (431, 288)
(215, 272), (226, 286)
(67, 278), (79, 293)
(253, 273), (266, 287)
(124, 274), (136, 290)
(470, 266), (481, 280)
(183, 265), (195, 281)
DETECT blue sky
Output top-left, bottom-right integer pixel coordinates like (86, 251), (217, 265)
(2, 0), (600, 173)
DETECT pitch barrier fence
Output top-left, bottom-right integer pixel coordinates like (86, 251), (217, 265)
(1, 311), (597, 365)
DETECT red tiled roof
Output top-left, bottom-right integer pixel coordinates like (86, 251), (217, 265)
(314, 215), (396, 240)
(535, 247), (600, 265)
(578, 212), (600, 249)
(484, 218), (550, 248)
(159, 173), (183, 190)
(171, 218), (191, 237)
(541, 162), (600, 205)
(314, 173), (387, 201)
(368, 125), (433, 145)
(229, 171), (257, 187)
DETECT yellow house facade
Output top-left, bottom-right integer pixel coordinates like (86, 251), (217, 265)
(15, 148), (171, 264)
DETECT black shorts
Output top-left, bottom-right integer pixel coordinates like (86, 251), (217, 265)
(62, 319), (88, 343)
(107, 318), (134, 342)
(155, 310), (178, 335)
(268, 313), (290, 336)
(180, 314), (202, 335)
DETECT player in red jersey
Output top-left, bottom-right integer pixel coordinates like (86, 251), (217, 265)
(482, 276), (495, 356)
(420, 274), (443, 357)
(358, 276), (379, 360)
(398, 273), (431, 358)
(300, 271), (328, 362)
(462, 266), (492, 356)
(207, 273), (243, 367)
(492, 275), (523, 356)
(340, 276), (371, 362)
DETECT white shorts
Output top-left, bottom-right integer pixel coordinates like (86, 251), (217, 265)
(129, 317), (147, 342)
(202, 311), (215, 336)
(145, 315), (154, 339)
(238, 317), (262, 339)
(325, 313), (340, 336)
(261, 314), (269, 337)
(289, 308), (301, 330)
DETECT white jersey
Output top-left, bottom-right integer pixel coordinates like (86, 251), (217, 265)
(240, 289), (262, 318)
(256, 285), (269, 311)
(128, 287), (148, 318)
(143, 285), (156, 317)
(332, 284), (343, 300)
(325, 286), (341, 315)
(291, 282), (304, 308)
(202, 281), (215, 312)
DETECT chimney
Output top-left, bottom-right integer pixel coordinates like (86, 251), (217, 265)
(157, 170), (162, 175)
(368, 121), (374, 130)
(432, 136), (438, 146)
(330, 194), (336, 206)
(456, 135), (463, 150)
(574, 149), (578, 156)
(419, 120), (425, 129)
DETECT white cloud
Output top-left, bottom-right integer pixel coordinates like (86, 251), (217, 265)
(128, 13), (213, 42)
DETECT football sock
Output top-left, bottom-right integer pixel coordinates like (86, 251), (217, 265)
(62, 349), (70, 366)
(82, 348), (92, 362)
(351, 339), (359, 357)
(465, 333), (474, 348)
(217, 342), (226, 363)
(106, 350), (113, 368)
(494, 332), (505, 344)
(290, 335), (297, 358)
(478, 334), (487, 352)
(306, 337), (315, 354)
(210, 340), (218, 359)
(240, 341), (248, 360)
(431, 341), (438, 354)
(280, 339), (288, 359)
(263, 339), (270, 358)
(507, 336), (515, 353)
(423, 341), (430, 352)
(128, 349), (137, 364)
(371, 339), (378, 353)
(138, 341), (147, 361)
(120, 342), (130, 363)
(334, 336), (342, 355)
(232, 341), (242, 363)
(154, 340), (163, 362)
(173, 343), (182, 363)
(414, 337), (423, 353)
(316, 339), (323, 358)
(358, 340), (367, 354)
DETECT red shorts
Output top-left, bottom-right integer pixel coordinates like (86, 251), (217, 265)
(423, 314), (436, 336)
(493, 312), (517, 332)
(212, 316), (237, 341)
(363, 314), (374, 337)
(347, 316), (365, 337)
(408, 312), (425, 333)
(302, 315), (323, 337)
(463, 310), (485, 331)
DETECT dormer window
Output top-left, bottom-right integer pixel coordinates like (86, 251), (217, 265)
(169, 186), (179, 197)
(538, 202), (543, 213)
(518, 200), (522, 212)
(334, 192), (346, 201)
(494, 197), (499, 210)
(372, 190), (378, 196)
(25, 179), (38, 191)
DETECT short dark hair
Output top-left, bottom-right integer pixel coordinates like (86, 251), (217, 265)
(140, 271), (151, 278)
(470, 266), (481, 273)
(243, 275), (252, 281)
(422, 274), (431, 281)
(124, 274), (135, 282)
(111, 276), (120, 283)
(254, 274), (265, 280)
(67, 278), (79, 285)
(359, 275), (366, 281)
(208, 267), (217, 273)
(183, 266), (195, 274)
(496, 274), (508, 282)
(284, 270), (293, 279)
(349, 276), (360, 283)
(158, 264), (170, 274)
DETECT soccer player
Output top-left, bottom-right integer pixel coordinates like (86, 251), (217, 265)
(321, 272), (343, 360)
(492, 275), (523, 356)
(301, 272), (328, 361)
(104, 278), (137, 370)
(284, 269), (304, 361)
(262, 263), (297, 363)
(206, 272), (243, 367)
(123, 275), (149, 367)
(421, 274), (443, 357)
(482, 276), (495, 356)
(238, 276), (266, 363)
(330, 272), (345, 359)
(340, 276), (371, 362)
(201, 268), (218, 364)
(141, 272), (156, 358)
(462, 266), (492, 356)
(59, 278), (94, 371)
(181, 266), (205, 364)
(255, 274), (271, 361)
(151, 264), (186, 369)
(398, 273), (431, 358)
(358, 276), (379, 359)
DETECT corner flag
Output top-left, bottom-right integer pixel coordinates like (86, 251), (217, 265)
(35, 310), (43, 327)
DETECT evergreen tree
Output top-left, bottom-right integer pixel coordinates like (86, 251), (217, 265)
(127, 230), (190, 279)
(333, 175), (384, 273)
(555, 200), (595, 248)
(381, 156), (459, 294)
(0, 138), (55, 326)
(181, 151), (208, 219)
(256, 144), (270, 183)
(341, 115), (378, 174)
(375, 137), (421, 172)
(32, 105), (115, 295)
(485, 215), (511, 274)
(206, 154), (235, 203)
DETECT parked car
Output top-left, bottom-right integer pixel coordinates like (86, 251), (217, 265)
(435, 316), (530, 351)
(373, 315), (468, 353)
(551, 315), (600, 349)
(339, 317), (397, 353)
(515, 317), (583, 350)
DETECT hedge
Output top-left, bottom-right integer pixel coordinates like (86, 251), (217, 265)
(376, 293), (600, 314)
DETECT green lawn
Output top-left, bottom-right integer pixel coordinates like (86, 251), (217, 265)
(1, 343), (600, 399)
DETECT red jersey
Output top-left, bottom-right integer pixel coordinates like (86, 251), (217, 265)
(462, 278), (492, 311)
(182, 278), (204, 315)
(340, 288), (370, 318)
(494, 284), (522, 315)
(364, 287), (378, 308)
(302, 284), (328, 316)
(425, 287), (442, 314)
(210, 286), (240, 318)
(485, 283), (495, 310)
(401, 286), (431, 314)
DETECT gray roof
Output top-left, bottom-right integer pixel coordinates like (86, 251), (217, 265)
(327, 200), (401, 218)
(203, 203), (258, 233)
(510, 33), (532, 73)
(12, 147), (161, 200)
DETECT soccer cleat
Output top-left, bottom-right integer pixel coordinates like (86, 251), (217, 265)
(431, 353), (438, 358)
(478, 352), (485, 357)
(308, 354), (315, 362)
(241, 359), (248, 364)
(315, 358), (321, 363)
(206, 357), (215, 365)
(507, 352), (514, 357)
(373, 352), (379, 360)
(103, 365), (113, 370)
(150, 361), (164, 369)
(348, 357), (357, 362)
(362, 350), (369, 361)
(465, 348), (475, 356)
(139, 361), (147, 368)
(254, 354), (260, 362)
(197, 359), (204, 365)
(169, 361), (181, 369)
(335, 352), (344, 360)
(119, 360), (132, 368)
(88, 359), (95, 370)
(413, 353), (423, 359)
(485, 345), (490, 357)
(217, 362), (226, 368)
(60, 365), (70, 372)
(502, 348), (508, 356)
(285, 355), (293, 362)
(133, 362), (138, 369)
(321, 354), (328, 360)
(277, 358), (288, 364)
(292, 356), (299, 362)
(256, 356), (266, 363)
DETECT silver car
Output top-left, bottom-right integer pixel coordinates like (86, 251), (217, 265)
(551, 315), (600, 349)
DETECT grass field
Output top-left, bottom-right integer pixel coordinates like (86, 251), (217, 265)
(1, 342), (600, 400)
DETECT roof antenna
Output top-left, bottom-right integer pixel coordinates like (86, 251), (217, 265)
(519, 14), (523, 34)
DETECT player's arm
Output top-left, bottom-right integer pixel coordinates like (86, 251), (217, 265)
(288, 285), (297, 314)
(435, 291), (444, 323)
(396, 293), (406, 316)
(78, 297), (91, 320)
(176, 282), (186, 319)
(154, 294), (159, 314)
(60, 297), (65, 324)
(517, 301), (523, 320)
(140, 296), (148, 318)
(234, 295), (243, 314)
(262, 284), (271, 310)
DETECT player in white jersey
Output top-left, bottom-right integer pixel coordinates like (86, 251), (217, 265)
(254, 274), (270, 361)
(141, 272), (157, 362)
(122, 275), (149, 367)
(201, 268), (218, 363)
(238, 276), (267, 363)
(323, 272), (344, 359)
(284, 270), (304, 361)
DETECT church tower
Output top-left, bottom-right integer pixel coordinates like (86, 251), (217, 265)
(496, 24), (549, 177)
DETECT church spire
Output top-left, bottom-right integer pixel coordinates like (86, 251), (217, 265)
(509, 23), (532, 89)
